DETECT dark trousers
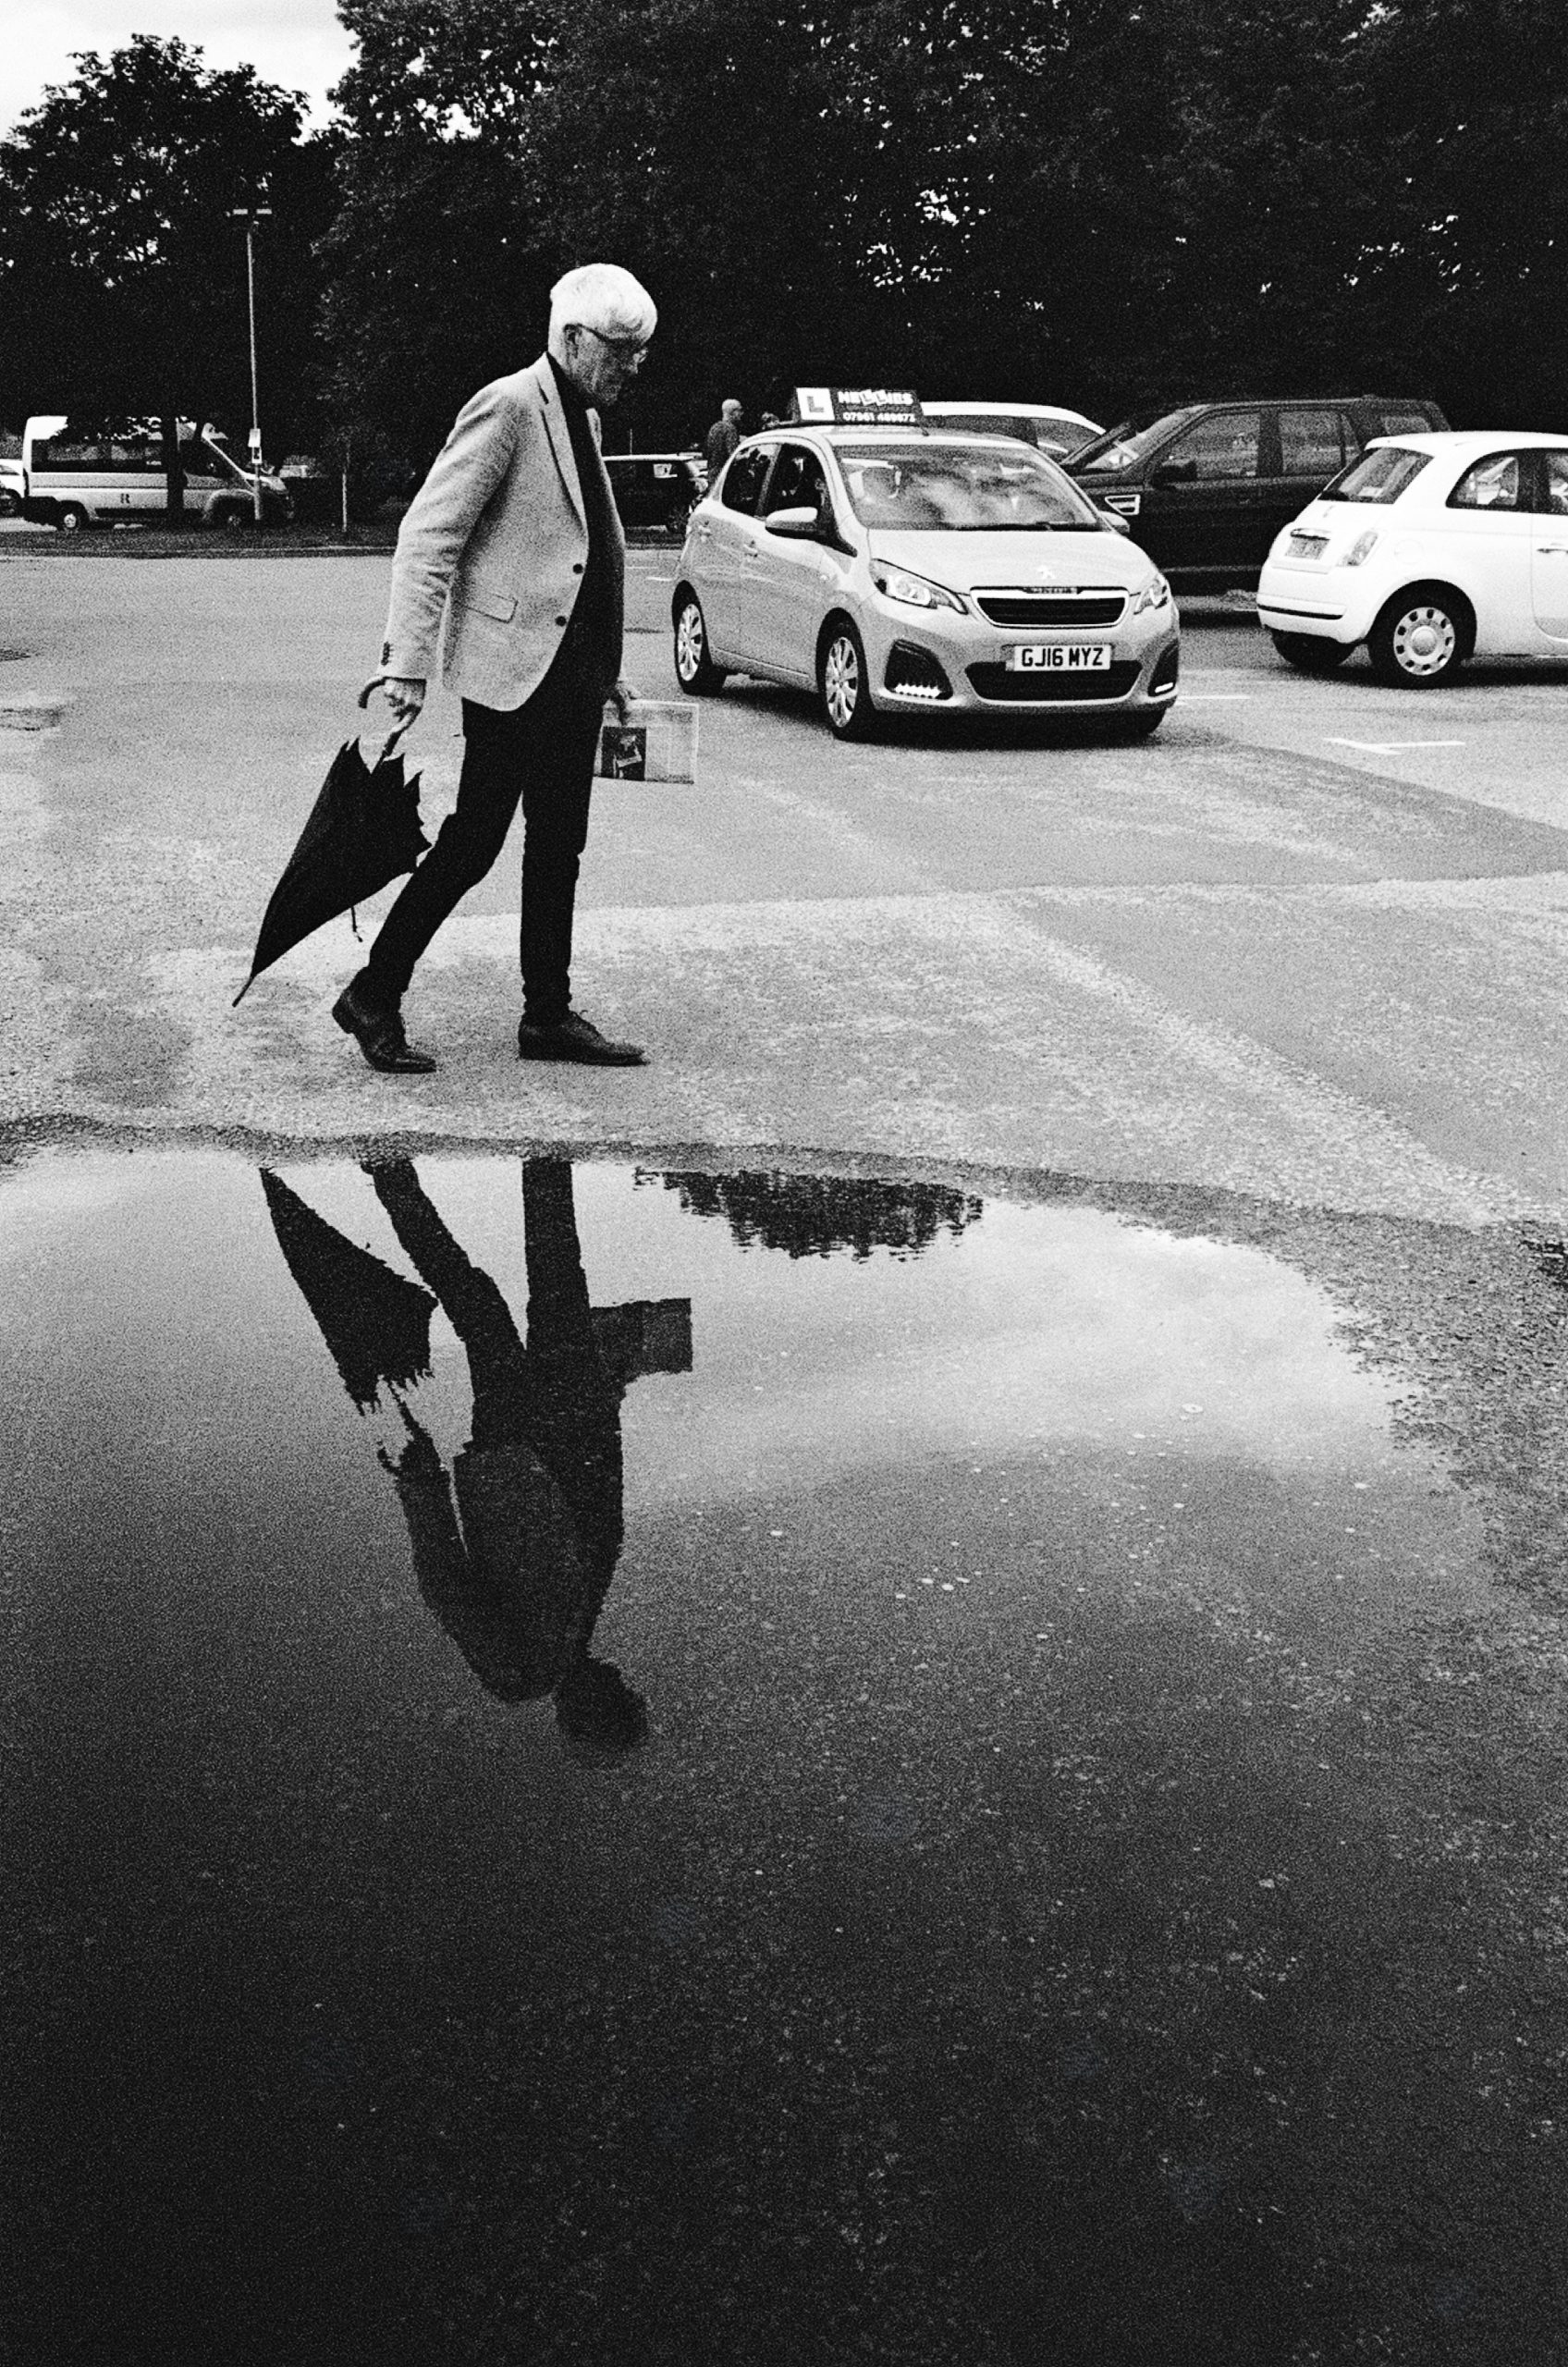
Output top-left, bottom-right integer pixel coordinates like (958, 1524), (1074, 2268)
(360, 656), (604, 1024)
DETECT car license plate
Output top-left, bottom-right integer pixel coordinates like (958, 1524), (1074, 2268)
(1288, 533), (1328, 558)
(1006, 643), (1111, 672)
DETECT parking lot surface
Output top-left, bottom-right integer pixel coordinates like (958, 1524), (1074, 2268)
(3, 548), (1567, 1220)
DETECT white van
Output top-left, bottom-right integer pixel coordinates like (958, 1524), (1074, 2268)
(21, 416), (292, 531)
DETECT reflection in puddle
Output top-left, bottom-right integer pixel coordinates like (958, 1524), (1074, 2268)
(0, 1147), (1562, 2365)
(264, 1159), (689, 1757)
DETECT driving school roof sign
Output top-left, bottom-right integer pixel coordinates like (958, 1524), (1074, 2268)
(791, 387), (925, 428)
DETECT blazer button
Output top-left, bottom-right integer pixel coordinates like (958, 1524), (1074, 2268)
(554, 615), (568, 627)
(571, 562), (584, 574)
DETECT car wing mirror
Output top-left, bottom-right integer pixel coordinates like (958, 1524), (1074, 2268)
(764, 505), (822, 539)
(1150, 460), (1199, 487)
(1096, 504), (1132, 535)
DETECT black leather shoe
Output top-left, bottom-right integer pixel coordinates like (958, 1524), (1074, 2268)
(517, 1012), (647, 1067)
(332, 982), (436, 1074)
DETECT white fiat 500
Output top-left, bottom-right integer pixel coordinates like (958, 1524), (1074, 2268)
(1257, 431), (1568, 685)
(671, 426), (1179, 739)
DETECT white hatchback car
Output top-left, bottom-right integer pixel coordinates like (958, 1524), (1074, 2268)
(1257, 430), (1568, 685)
(671, 425), (1180, 740)
(920, 400), (1103, 460)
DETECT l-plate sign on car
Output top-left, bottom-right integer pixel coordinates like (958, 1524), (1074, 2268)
(791, 387), (925, 427)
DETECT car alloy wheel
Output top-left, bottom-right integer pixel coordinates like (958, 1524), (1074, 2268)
(819, 621), (876, 740)
(56, 504), (89, 533)
(673, 594), (726, 693)
(1369, 592), (1466, 686)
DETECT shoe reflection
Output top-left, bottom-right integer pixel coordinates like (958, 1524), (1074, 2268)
(263, 1158), (692, 1756)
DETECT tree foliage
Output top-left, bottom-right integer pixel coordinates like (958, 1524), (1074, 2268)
(3, 4), (1564, 472)
(0, 34), (337, 449)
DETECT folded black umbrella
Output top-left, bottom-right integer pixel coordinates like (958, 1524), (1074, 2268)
(233, 692), (429, 1005)
(261, 1168), (438, 1413)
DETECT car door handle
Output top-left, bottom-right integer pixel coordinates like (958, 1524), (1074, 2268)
(1538, 542), (1568, 553)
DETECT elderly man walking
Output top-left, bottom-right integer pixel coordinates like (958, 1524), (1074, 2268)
(704, 398), (742, 483)
(332, 262), (656, 1074)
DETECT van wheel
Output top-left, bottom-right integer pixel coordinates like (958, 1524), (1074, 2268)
(1270, 632), (1353, 674)
(55, 504), (89, 533)
(818, 619), (877, 740)
(1367, 587), (1470, 686)
(673, 593), (726, 693)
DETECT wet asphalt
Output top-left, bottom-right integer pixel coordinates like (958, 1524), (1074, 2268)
(4, 546), (1568, 2363)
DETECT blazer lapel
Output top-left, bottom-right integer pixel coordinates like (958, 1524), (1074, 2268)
(532, 356), (587, 534)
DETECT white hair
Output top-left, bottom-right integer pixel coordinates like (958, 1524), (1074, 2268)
(548, 264), (657, 349)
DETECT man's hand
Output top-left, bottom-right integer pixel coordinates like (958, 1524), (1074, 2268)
(606, 678), (639, 728)
(382, 676), (426, 726)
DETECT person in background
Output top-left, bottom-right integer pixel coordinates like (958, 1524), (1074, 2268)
(331, 260), (656, 1076)
(704, 398), (742, 483)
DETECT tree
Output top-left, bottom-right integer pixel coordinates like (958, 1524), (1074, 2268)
(316, 0), (1568, 461)
(317, 2), (559, 482)
(0, 35), (337, 509)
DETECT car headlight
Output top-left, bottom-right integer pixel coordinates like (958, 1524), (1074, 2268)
(870, 565), (968, 616)
(1130, 572), (1171, 616)
(1343, 530), (1379, 567)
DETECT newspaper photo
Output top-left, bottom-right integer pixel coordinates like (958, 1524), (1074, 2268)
(595, 700), (698, 783)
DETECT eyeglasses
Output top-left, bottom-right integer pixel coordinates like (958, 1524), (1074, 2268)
(571, 324), (649, 363)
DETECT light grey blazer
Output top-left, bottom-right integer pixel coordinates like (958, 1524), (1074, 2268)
(378, 355), (625, 712)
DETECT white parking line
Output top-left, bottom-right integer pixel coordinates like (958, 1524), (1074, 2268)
(1182, 693), (1252, 703)
(643, 574), (676, 583)
(1324, 738), (1466, 754)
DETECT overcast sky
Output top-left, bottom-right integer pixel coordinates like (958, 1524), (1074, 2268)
(3, 1), (357, 137)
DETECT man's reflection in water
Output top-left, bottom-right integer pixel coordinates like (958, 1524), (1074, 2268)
(276, 1157), (690, 1758)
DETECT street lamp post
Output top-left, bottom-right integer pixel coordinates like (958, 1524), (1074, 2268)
(228, 194), (272, 524)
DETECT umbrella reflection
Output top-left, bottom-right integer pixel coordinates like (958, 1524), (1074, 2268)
(265, 1158), (692, 1755)
(260, 1169), (437, 1411)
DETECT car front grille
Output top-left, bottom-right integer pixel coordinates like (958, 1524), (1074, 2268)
(965, 661), (1142, 704)
(974, 590), (1126, 627)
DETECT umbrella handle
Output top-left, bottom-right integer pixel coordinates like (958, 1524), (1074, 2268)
(356, 679), (412, 754)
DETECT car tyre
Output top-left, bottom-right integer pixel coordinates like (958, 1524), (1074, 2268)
(1367, 586), (1470, 687)
(1113, 708), (1169, 740)
(55, 503), (90, 533)
(673, 592), (727, 694)
(1270, 632), (1353, 675)
(818, 619), (877, 741)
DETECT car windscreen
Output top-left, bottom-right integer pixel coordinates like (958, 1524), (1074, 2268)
(195, 441), (247, 483)
(1069, 409), (1202, 473)
(835, 442), (1100, 531)
(1317, 446), (1432, 504)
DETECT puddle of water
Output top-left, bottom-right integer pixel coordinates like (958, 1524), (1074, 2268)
(0, 1147), (1552, 2365)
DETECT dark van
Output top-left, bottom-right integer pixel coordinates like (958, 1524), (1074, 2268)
(1068, 396), (1449, 586)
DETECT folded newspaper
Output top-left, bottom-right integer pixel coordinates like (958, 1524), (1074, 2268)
(595, 700), (698, 783)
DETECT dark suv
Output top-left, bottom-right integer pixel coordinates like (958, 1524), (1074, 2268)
(604, 450), (704, 537)
(1068, 396), (1449, 587)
